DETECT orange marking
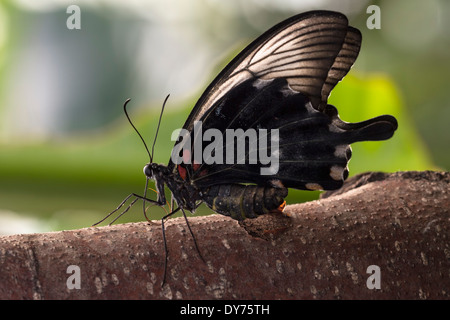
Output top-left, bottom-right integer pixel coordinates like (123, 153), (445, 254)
(272, 200), (286, 213)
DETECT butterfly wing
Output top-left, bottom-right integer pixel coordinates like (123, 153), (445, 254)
(174, 77), (396, 190)
(177, 10), (359, 134)
(168, 11), (397, 191)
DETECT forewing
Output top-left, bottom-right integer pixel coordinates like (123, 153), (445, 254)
(181, 11), (355, 131)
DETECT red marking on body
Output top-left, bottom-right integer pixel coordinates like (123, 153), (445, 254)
(178, 165), (187, 180)
(192, 162), (201, 171)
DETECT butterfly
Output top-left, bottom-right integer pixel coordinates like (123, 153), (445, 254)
(96, 10), (398, 285)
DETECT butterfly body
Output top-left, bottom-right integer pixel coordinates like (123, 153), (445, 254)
(202, 183), (288, 220)
(146, 160), (288, 220)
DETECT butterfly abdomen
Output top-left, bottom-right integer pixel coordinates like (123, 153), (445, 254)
(202, 184), (288, 220)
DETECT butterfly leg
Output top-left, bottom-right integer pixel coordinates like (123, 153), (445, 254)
(160, 206), (181, 286)
(160, 206), (206, 286)
(180, 207), (205, 263)
(92, 193), (160, 226)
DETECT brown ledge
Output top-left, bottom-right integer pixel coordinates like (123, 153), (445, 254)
(0, 171), (448, 299)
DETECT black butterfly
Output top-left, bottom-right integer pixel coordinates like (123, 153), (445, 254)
(96, 10), (398, 284)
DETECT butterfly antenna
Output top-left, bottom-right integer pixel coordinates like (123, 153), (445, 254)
(151, 94), (170, 162)
(123, 98), (152, 162)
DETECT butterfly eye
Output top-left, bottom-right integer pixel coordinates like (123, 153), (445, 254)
(143, 164), (153, 178)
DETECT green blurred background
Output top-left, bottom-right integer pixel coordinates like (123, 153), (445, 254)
(0, 0), (446, 235)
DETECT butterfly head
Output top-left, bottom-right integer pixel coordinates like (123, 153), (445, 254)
(143, 163), (155, 179)
(143, 162), (168, 179)
(143, 162), (170, 182)
(143, 162), (169, 205)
